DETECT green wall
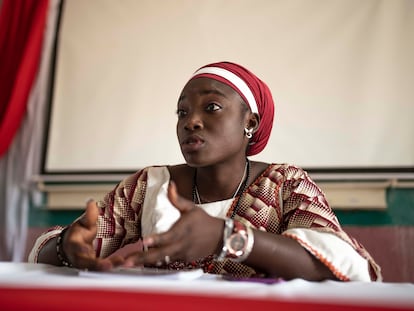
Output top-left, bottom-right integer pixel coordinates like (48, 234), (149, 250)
(29, 188), (414, 228)
(335, 187), (414, 226)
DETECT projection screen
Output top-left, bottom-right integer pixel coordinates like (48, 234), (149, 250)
(43, 0), (414, 177)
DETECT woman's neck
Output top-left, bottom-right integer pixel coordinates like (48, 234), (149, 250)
(193, 159), (250, 203)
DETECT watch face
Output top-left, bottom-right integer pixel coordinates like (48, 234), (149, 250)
(229, 233), (246, 253)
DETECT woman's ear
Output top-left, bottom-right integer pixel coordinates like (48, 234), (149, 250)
(247, 113), (260, 133)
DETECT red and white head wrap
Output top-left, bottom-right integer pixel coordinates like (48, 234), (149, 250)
(189, 61), (275, 156)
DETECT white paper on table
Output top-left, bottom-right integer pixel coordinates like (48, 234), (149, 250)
(78, 267), (204, 281)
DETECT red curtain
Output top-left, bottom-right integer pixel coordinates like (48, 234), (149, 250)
(0, 0), (49, 157)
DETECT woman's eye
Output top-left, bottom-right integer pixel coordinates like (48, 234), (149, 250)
(206, 103), (221, 112)
(176, 109), (187, 118)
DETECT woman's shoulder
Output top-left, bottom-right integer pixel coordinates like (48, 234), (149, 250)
(249, 162), (318, 191)
(253, 162), (309, 179)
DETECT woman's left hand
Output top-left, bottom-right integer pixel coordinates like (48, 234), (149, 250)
(123, 181), (224, 267)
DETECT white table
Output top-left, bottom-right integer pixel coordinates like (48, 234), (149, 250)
(0, 262), (413, 310)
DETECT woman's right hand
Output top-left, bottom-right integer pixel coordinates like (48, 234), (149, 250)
(61, 200), (124, 270)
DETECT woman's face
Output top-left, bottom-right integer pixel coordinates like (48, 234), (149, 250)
(177, 77), (250, 167)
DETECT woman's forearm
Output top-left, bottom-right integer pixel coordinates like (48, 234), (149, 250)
(244, 229), (336, 281)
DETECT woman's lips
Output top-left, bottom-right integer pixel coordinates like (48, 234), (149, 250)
(181, 135), (205, 152)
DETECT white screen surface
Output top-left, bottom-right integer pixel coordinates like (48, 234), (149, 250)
(44, 0), (414, 174)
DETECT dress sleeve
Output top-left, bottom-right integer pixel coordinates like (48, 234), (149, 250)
(95, 169), (148, 258)
(28, 226), (63, 263)
(28, 169), (148, 262)
(279, 165), (382, 281)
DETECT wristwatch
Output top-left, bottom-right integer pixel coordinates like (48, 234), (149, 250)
(217, 219), (254, 262)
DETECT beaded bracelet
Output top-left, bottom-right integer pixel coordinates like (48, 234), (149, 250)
(56, 227), (73, 267)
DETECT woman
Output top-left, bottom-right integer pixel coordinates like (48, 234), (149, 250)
(29, 62), (381, 281)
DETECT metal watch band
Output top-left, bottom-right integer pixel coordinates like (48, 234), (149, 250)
(216, 218), (234, 261)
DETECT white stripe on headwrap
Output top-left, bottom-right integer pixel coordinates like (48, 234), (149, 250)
(192, 67), (259, 114)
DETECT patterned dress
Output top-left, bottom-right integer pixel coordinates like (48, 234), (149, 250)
(29, 163), (382, 281)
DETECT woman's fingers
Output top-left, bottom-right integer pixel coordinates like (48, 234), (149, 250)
(71, 199), (99, 245)
(168, 180), (194, 213)
(74, 255), (117, 271)
(62, 199), (100, 268)
(58, 200), (130, 271)
(123, 243), (180, 267)
(78, 199), (99, 229)
(120, 182), (219, 267)
(142, 227), (180, 249)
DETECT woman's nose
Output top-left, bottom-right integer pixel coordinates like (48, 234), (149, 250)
(184, 112), (203, 131)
